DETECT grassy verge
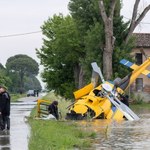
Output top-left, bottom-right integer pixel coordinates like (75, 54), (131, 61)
(130, 102), (150, 109)
(28, 119), (95, 150)
(28, 92), (96, 150)
(10, 93), (26, 102)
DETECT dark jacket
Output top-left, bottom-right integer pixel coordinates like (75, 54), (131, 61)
(48, 102), (59, 120)
(0, 92), (10, 116)
(120, 94), (129, 107)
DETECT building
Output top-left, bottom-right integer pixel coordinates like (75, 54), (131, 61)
(131, 33), (150, 93)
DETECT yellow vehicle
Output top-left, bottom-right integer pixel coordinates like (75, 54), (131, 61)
(66, 57), (150, 121)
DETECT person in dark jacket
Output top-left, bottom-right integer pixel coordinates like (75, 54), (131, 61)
(0, 86), (10, 130)
(120, 94), (129, 107)
(48, 101), (59, 120)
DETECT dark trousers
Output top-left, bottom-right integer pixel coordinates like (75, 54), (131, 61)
(2, 115), (10, 130)
(0, 114), (4, 130)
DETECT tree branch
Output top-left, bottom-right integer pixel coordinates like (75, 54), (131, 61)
(99, 0), (108, 25)
(135, 4), (150, 27)
(125, 1), (150, 44)
(109, 0), (117, 18)
(130, 0), (140, 27)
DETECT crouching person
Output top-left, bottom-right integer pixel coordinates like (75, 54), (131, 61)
(48, 101), (59, 120)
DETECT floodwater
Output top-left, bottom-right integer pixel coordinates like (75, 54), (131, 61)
(0, 97), (37, 150)
(0, 99), (150, 150)
(77, 108), (150, 150)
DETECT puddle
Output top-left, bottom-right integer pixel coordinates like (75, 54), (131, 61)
(0, 97), (37, 150)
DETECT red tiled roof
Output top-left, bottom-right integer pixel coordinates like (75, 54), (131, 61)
(133, 33), (150, 48)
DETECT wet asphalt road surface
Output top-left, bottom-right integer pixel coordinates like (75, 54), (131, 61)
(0, 96), (39, 150)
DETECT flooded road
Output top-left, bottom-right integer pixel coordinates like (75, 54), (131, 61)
(1, 99), (150, 150)
(78, 108), (150, 150)
(0, 97), (37, 150)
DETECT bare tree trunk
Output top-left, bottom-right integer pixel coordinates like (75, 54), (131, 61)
(74, 64), (80, 89)
(103, 20), (114, 79)
(125, 0), (150, 43)
(99, 0), (116, 80)
(74, 63), (85, 89)
(78, 65), (85, 89)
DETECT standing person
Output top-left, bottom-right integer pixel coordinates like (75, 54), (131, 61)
(33, 90), (36, 97)
(36, 90), (39, 97)
(48, 101), (59, 120)
(0, 86), (11, 130)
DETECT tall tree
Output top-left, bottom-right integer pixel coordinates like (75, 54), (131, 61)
(99, 0), (150, 79)
(37, 15), (84, 97)
(69, 0), (104, 84)
(0, 68), (12, 89)
(24, 75), (42, 91)
(69, 0), (131, 80)
(7, 71), (20, 93)
(6, 54), (39, 93)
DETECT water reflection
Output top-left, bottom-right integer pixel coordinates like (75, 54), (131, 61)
(0, 99), (36, 150)
(76, 108), (150, 150)
(0, 131), (10, 150)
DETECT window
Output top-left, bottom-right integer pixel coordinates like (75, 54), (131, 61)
(135, 53), (142, 65)
(136, 78), (143, 91)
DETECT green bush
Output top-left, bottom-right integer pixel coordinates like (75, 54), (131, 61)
(130, 93), (144, 104)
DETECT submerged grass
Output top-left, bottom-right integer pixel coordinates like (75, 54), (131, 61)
(28, 91), (96, 150)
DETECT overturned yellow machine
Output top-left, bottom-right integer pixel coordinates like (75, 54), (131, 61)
(66, 57), (150, 121)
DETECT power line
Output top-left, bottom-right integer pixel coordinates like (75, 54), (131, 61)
(0, 30), (42, 38)
(0, 24), (74, 38)
(0, 17), (150, 39)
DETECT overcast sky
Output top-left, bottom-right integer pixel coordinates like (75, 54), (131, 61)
(121, 0), (150, 32)
(0, 0), (150, 87)
(0, 0), (70, 66)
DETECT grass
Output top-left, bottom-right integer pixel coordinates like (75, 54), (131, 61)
(130, 102), (150, 109)
(10, 93), (26, 102)
(28, 91), (96, 150)
(28, 119), (94, 150)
